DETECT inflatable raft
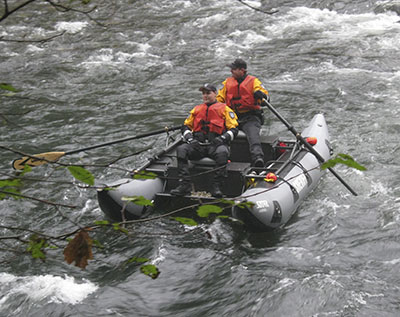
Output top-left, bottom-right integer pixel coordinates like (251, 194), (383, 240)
(97, 113), (332, 231)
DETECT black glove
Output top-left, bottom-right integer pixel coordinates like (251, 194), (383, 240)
(212, 133), (231, 146)
(254, 90), (269, 101)
(189, 138), (201, 151)
(183, 131), (194, 143)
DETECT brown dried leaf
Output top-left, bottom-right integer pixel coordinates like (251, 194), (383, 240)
(63, 230), (93, 269)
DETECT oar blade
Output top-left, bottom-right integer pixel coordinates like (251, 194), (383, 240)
(12, 152), (66, 170)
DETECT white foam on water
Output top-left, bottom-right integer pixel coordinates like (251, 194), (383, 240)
(152, 242), (168, 265)
(310, 60), (373, 74)
(313, 197), (351, 218)
(302, 58), (398, 91)
(26, 44), (44, 53)
(270, 277), (296, 294)
(80, 47), (163, 70)
(370, 181), (391, 196)
(302, 273), (345, 289)
(230, 29), (270, 47)
(264, 7), (400, 42)
(275, 246), (320, 264)
(286, 246), (313, 260)
(193, 13), (227, 28)
(0, 25), (28, 35)
(382, 258), (400, 265)
(55, 21), (89, 34)
(0, 273), (98, 306)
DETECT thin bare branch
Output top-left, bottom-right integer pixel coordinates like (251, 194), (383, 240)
(0, 31), (66, 43)
(0, 189), (78, 208)
(0, 0), (37, 22)
(236, 0), (279, 15)
(45, 0), (107, 27)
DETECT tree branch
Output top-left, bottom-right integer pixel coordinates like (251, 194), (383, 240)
(0, 31), (66, 43)
(0, 0), (37, 22)
(236, 0), (279, 15)
(45, 0), (107, 27)
(0, 189), (78, 208)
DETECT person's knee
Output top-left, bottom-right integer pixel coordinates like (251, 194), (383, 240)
(214, 147), (229, 165)
(176, 145), (189, 160)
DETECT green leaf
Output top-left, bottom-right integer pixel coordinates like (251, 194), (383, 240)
(27, 235), (47, 260)
(197, 205), (223, 218)
(219, 199), (235, 206)
(321, 153), (367, 171)
(0, 83), (18, 92)
(0, 178), (22, 200)
(67, 166), (95, 185)
(0, 179), (21, 188)
(94, 220), (110, 225)
(92, 239), (104, 249)
(0, 179), (21, 187)
(121, 195), (153, 206)
(171, 217), (198, 226)
(140, 264), (160, 279)
(0, 187), (21, 199)
(20, 165), (32, 175)
(133, 171), (157, 180)
(112, 223), (129, 234)
(235, 201), (254, 209)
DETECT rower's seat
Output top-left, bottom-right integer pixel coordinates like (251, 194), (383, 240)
(188, 131), (249, 168)
(236, 130), (247, 139)
(188, 131), (248, 167)
(189, 157), (216, 168)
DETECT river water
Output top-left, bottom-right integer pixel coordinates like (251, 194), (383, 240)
(1, 0), (400, 316)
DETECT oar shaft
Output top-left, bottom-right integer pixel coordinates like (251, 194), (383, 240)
(10, 125), (182, 170)
(262, 100), (358, 196)
(65, 125), (182, 155)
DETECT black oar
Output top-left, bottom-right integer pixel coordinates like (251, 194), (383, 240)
(12, 125), (182, 170)
(262, 99), (358, 196)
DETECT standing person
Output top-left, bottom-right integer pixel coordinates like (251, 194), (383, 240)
(170, 83), (239, 198)
(217, 58), (269, 168)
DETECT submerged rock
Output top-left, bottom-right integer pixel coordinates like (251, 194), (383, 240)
(374, 1), (400, 15)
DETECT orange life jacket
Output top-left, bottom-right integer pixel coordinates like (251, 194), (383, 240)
(225, 75), (261, 112)
(192, 102), (227, 135)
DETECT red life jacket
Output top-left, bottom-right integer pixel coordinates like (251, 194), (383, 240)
(192, 102), (227, 135)
(225, 75), (261, 112)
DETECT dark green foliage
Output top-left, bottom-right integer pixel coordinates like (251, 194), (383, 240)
(27, 235), (48, 260)
(132, 171), (158, 180)
(196, 205), (223, 217)
(121, 195), (153, 206)
(127, 257), (160, 279)
(0, 178), (22, 199)
(321, 153), (367, 171)
(171, 217), (198, 226)
(0, 83), (18, 92)
(67, 166), (95, 185)
(140, 264), (160, 279)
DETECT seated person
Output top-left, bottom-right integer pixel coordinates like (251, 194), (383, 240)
(171, 83), (238, 197)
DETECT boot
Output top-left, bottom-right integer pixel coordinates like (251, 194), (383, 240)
(170, 180), (191, 196)
(253, 157), (264, 168)
(211, 164), (227, 198)
(171, 158), (191, 196)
